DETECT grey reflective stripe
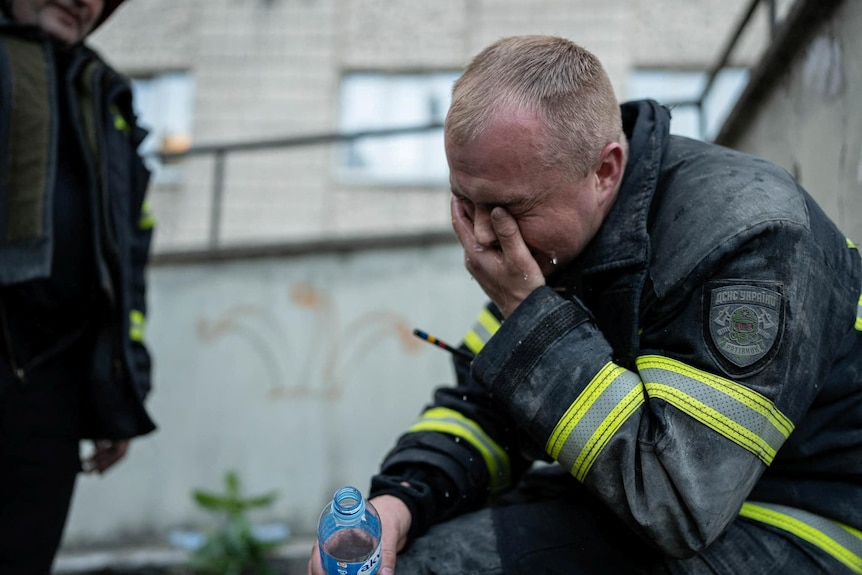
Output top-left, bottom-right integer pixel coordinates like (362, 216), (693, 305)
(546, 362), (644, 482)
(463, 308), (500, 355)
(637, 355), (793, 465)
(741, 502), (862, 574)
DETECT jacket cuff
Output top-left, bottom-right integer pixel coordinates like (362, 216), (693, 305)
(369, 466), (454, 541)
(471, 286), (600, 439)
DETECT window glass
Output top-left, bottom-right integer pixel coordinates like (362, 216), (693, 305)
(337, 72), (459, 185)
(131, 71), (195, 184)
(627, 68), (748, 141)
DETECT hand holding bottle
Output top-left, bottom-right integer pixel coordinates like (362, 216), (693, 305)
(308, 491), (412, 575)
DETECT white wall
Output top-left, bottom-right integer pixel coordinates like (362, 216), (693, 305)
(62, 241), (487, 546)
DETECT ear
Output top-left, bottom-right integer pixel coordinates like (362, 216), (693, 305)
(593, 142), (626, 209)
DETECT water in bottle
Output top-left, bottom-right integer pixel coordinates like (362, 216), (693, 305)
(318, 486), (381, 575)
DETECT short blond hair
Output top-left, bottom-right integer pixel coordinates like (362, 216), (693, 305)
(446, 35), (622, 177)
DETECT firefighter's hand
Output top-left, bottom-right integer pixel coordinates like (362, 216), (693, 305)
(452, 197), (544, 318)
(83, 440), (130, 474)
(307, 495), (411, 575)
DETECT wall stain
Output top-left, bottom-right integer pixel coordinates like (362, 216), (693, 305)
(196, 305), (288, 396)
(196, 282), (422, 401)
(801, 32), (844, 102)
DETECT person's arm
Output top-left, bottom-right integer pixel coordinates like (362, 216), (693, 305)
(87, 101), (155, 469)
(462, 205), (846, 557)
(312, 336), (515, 574)
(127, 120), (155, 397)
(368, 332), (534, 541)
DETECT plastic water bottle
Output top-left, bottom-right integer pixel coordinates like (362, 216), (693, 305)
(318, 486), (382, 575)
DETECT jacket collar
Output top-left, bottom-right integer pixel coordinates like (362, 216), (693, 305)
(575, 99), (671, 276)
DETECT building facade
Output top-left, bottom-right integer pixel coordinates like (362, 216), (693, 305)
(90, 0), (781, 253)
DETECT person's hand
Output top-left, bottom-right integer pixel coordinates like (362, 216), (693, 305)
(307, 495), (412, 575)
(82, 440), (130, 474)
(451, 196), (545, 318)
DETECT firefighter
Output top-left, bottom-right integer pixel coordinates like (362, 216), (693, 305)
(0, 1), (155, 572)
(308, 35), (862, 575)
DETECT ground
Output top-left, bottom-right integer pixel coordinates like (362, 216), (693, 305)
(54, 538), (313, 575)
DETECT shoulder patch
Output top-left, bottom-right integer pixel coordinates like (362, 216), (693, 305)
(705, 282), (784, 372)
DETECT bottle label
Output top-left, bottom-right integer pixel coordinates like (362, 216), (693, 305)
(321, 539), (381, 575)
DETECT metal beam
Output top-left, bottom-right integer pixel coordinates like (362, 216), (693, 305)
(715, 0), (845, 147)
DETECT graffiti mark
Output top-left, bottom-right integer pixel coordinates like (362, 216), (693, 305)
(196, 305), (288, 395)
(198, 283), (422, 402)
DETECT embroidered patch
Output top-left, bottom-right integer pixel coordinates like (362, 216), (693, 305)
(708, 284), (782, 368)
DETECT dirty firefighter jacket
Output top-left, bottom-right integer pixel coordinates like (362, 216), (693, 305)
(0, 23), (156, 438)
(371, 100), (862, 567)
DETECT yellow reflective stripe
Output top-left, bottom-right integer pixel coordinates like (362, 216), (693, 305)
(741, 502), (862, 574)
(111, 104), (130, 134)
(547, 362), (643, 482)
(139, 199), (155, 230)
(129, 309), (145, 342)
(463, 331), (485, 355)
(853, 240), (861, 330)
(463, 308), (501, 355)
(407, 406), (510, 493)
(637, 355), (793, 465)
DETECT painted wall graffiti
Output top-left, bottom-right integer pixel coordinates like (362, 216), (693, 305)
(195, 282), (423, 400)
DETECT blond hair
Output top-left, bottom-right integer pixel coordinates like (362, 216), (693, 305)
(446, 35), (622, 177)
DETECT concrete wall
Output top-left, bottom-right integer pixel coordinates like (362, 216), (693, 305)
(62, 240), (487, 547)
(718, 0), (862, 245)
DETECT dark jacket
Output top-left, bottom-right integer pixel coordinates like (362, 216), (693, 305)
(0, 22), (156, 438)
(371, 100), (862, 565)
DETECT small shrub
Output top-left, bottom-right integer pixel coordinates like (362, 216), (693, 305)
(189, 470), (280, 575)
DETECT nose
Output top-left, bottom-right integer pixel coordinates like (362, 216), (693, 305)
(473, 206), (497, 247)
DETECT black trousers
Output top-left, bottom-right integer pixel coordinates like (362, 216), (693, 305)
(0, 346), (85, 574)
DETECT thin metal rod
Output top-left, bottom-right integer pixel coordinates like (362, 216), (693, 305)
(156, 122), (444, 162)
(209, 150), (226, 249)
(699, 0), (762, 107)
(768, 0), (777, 38)
(697, 0), (764, 139)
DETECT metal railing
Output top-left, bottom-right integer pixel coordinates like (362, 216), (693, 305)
(697, 0), (777, 138)
(153, 123), (444, 251)
(660, 0), (780, 140)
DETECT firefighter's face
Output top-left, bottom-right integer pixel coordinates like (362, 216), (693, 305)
(11, 0), (104, 45)
(446, 108), (623, 277)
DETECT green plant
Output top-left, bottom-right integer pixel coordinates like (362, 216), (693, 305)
(189, 470), (280, 575)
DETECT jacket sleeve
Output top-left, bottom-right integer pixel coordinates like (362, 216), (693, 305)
(94, 57), (155, 402)
(369, 303), (535, 540)
(127, 118), (154, 398)
(470, 219), (856, 557)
